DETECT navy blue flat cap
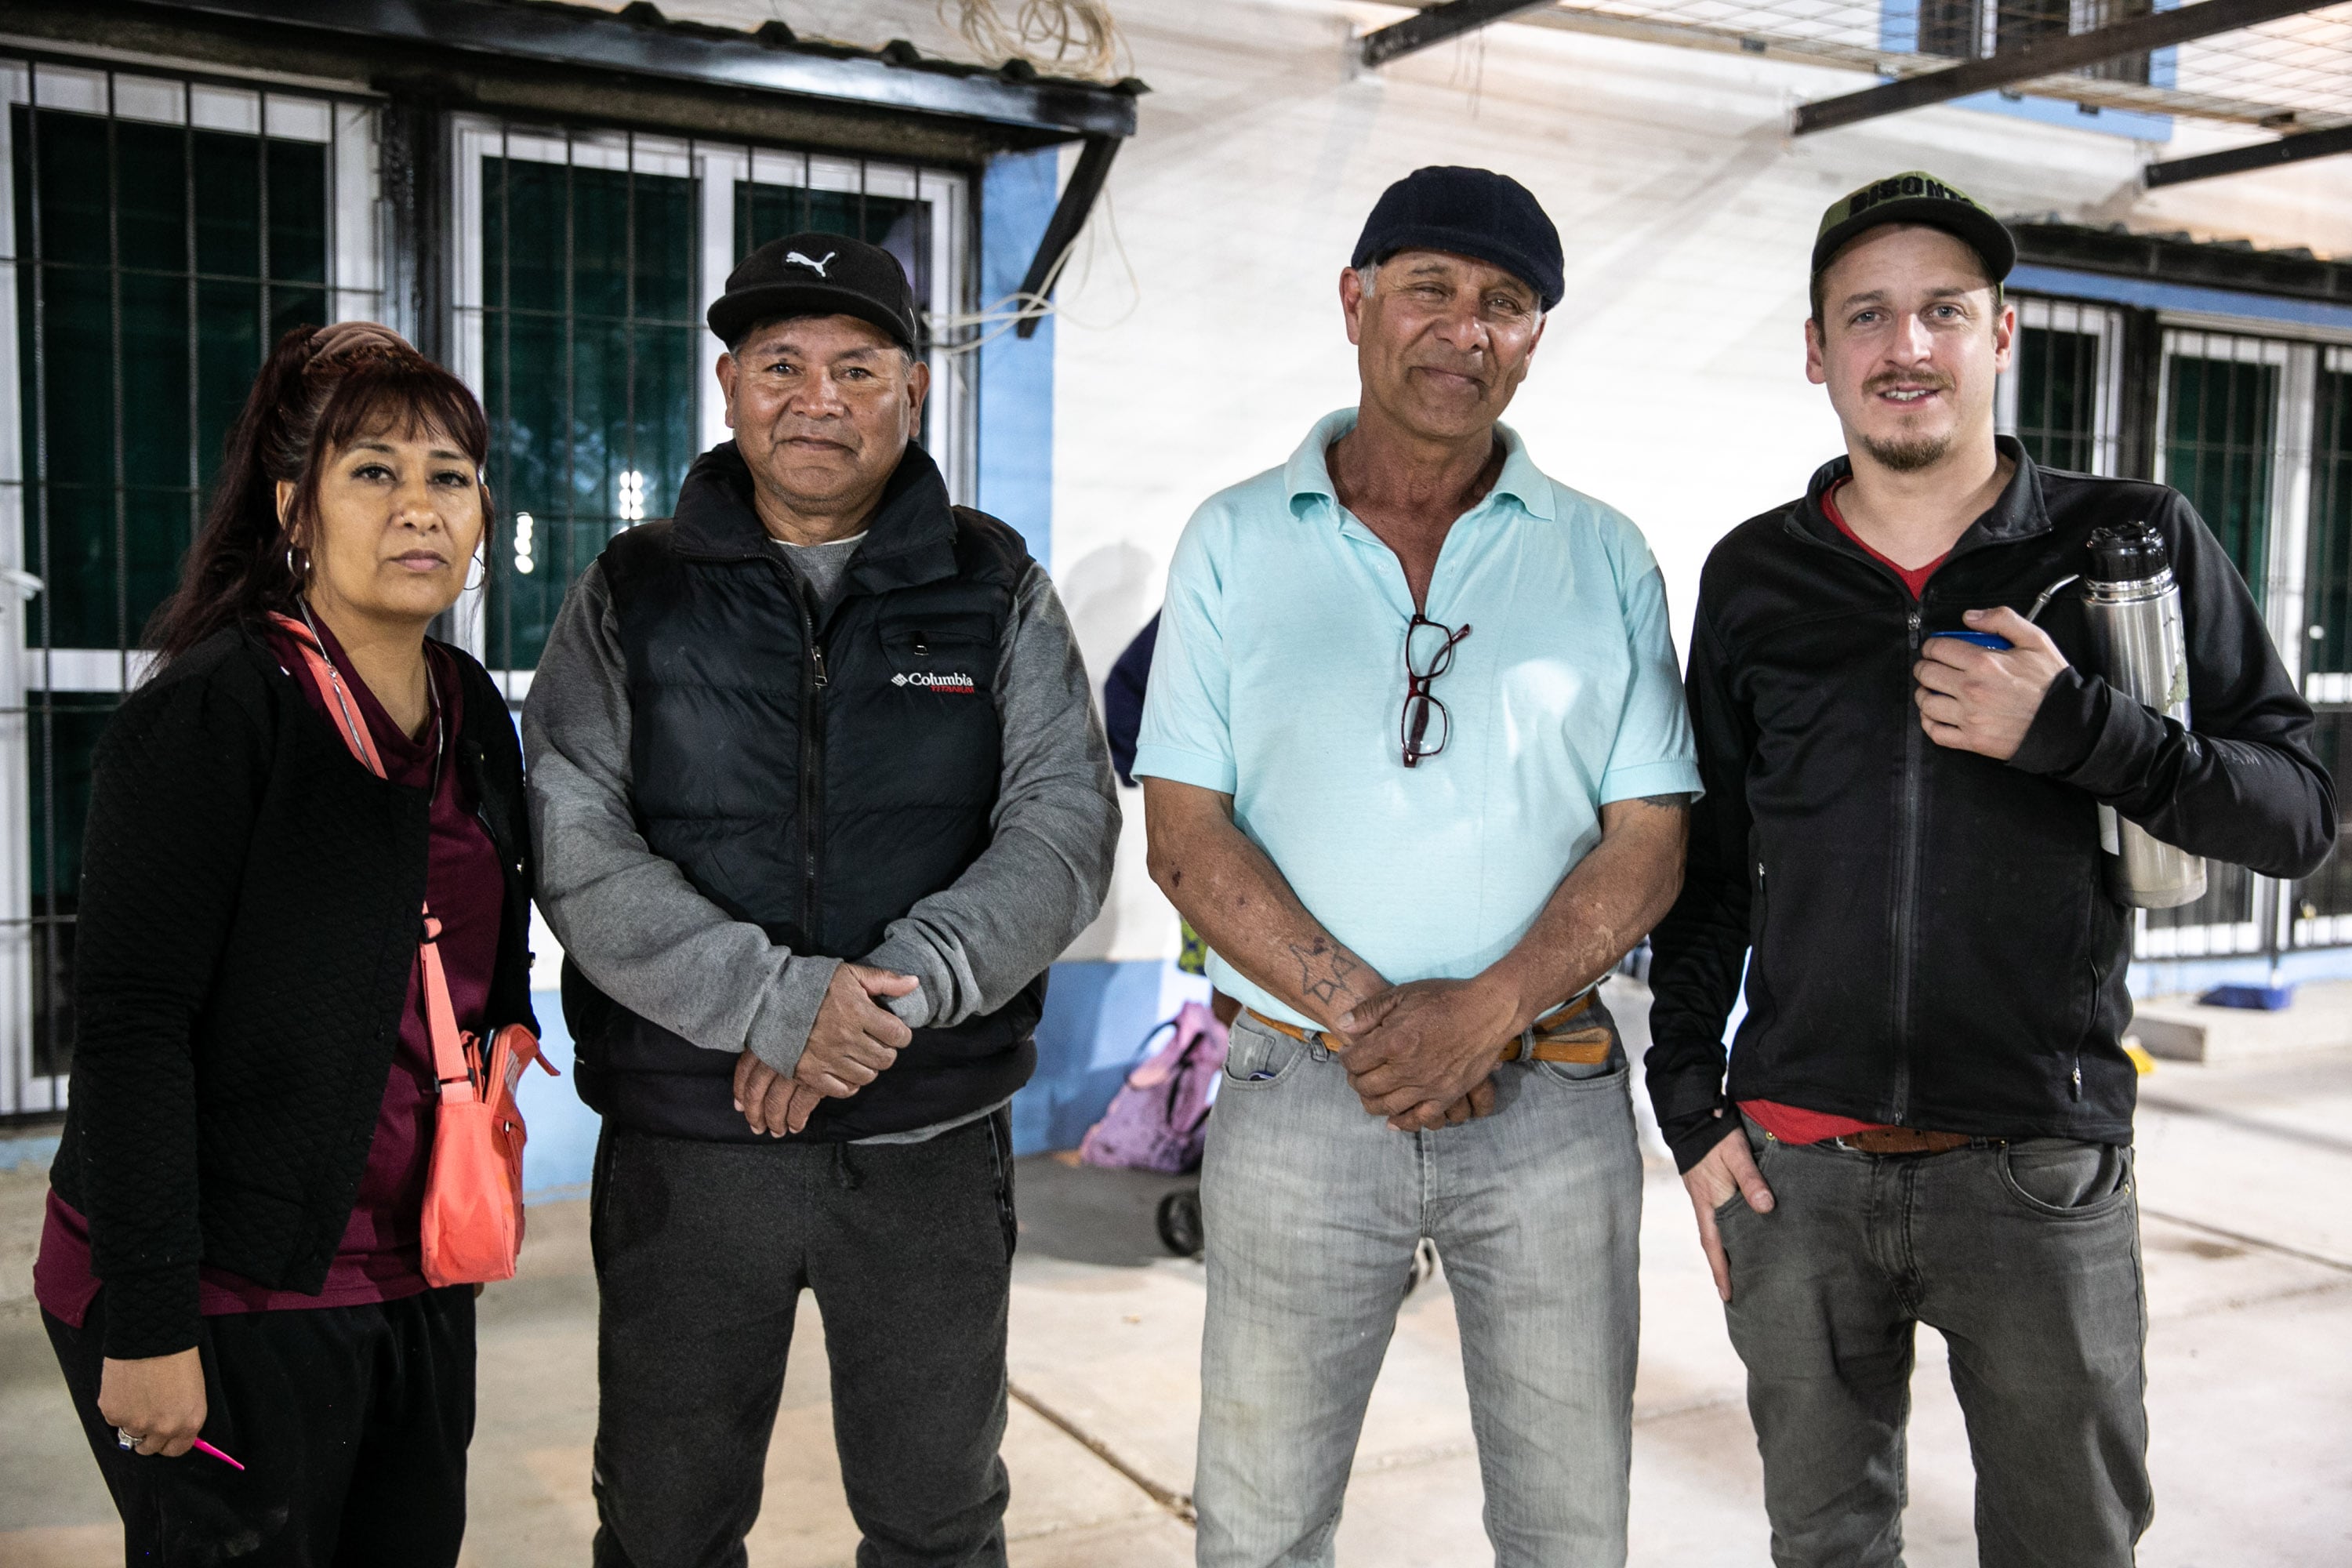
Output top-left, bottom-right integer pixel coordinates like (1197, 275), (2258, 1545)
(1351, 167), (1564, 311)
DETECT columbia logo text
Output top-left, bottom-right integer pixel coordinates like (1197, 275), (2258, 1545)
(892, 671), (977, 694)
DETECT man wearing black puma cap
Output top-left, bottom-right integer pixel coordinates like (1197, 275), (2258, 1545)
(1647, 173), (2332, 1565)
(528, 233), (1119, 1566)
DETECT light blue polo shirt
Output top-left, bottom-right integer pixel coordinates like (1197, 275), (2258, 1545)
(1134, 408), (1700, 1029)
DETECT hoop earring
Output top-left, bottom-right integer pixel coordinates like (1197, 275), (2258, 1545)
(464, 550), (487, 595)
(285, 544), (306, 589)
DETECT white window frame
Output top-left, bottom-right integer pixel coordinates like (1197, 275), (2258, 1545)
(0, 57), (379, 1112)
(2136, 327), (2316, 961)
(444, 118), (971, 698)
(1996, 296), (2126, 477)
(2299, 344), (2352, 709)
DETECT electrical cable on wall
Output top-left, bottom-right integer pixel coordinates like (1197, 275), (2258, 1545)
(941, 0), (1131, 82)
(926, 187), (1141, 356)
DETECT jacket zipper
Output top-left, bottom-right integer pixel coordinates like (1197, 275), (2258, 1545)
(1888, 602), (1925, 1124)
(799, 586), (828, 947)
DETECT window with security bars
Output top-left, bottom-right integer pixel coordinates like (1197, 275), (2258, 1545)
(1998, 297), (2122, 476)
(2290, 353), (2352, 938)
(2161, 331), (2284, 608)
(0, 56), (378, 1110)
(1901, 0), (2161, 83)
(2299, 352), (2352, 684)
(2139, 329), (2302, 957)
(448, 122), (969, 688)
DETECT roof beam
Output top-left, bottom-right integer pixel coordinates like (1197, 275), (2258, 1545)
(1014, 133), (1121, 339)
(1361, 1), (1560, 69)
(2144, 122), (2352, 187)
(1792, 0), (2328, 136)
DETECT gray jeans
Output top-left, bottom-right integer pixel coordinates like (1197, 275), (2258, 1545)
(1194, 1009), (1643, 1568)
(1715, 1117), (2151, 1568)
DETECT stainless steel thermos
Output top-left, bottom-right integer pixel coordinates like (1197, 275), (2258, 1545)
(2080, 522), (2207, 909)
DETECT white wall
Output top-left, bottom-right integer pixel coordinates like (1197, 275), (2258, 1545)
(664, 1), (2352, 963)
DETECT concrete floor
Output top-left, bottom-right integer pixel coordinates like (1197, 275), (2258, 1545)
(5, 986), (2350, 1565)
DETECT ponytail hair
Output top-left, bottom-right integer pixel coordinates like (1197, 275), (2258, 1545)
(143, 322), (492, 667)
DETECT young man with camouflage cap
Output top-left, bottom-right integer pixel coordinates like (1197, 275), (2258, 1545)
(1646, 172), (2333, 1565)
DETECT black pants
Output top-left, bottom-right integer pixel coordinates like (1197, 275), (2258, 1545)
(45, 1285), (476, 1567)
(1716, 1117), (2151, 1568)
(590, 1112), (1018, 1568)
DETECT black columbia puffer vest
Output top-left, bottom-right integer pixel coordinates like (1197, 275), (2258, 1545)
(564, 441), (1044, 1142)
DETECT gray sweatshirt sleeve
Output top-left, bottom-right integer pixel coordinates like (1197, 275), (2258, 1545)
(522, 561), (840, 1076)
(861, 561), (1122, 1029)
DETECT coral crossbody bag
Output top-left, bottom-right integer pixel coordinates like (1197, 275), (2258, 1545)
(273, 613), (554, 1287)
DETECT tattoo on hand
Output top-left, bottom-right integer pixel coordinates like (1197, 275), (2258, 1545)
(1290, 938), (1361, 1006)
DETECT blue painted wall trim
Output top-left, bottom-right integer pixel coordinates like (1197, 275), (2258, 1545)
(2009, 263), (2352, 332)
(1014, 958), (1188, 1156)
(519, 990), (596, 1201)
(978, 148), (1059, 565)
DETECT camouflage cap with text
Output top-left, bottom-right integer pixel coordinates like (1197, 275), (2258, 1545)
(1811, 171), (2016, 286)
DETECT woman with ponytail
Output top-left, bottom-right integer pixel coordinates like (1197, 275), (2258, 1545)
(34, 323), (534, 1565)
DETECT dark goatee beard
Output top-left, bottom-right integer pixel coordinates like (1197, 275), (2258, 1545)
(1860, 430), (1952, 473)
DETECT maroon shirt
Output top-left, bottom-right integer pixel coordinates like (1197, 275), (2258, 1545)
(35, 622), (507, 1322)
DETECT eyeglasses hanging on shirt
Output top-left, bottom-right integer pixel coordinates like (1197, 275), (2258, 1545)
(1401, 612), (1472, 768)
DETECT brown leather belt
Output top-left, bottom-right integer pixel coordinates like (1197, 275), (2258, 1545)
(1835, 1127), (1975, 1156)
(1242, 989), (1610, 1065)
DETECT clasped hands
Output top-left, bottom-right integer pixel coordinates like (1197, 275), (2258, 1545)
(1330, 975), (1525, 1134)
(733, 960), (919, 1137)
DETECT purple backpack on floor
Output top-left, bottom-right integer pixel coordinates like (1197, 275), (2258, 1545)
(1078, 1002), (1229, 1174)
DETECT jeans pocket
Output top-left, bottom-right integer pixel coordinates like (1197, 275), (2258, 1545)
(1998, 1140), (2133, 1219)
(1220, 1015), (1307, 1087)
(1534, 1057), (1629, 1089)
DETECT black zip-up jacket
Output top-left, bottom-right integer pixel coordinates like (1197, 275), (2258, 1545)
(1646, 441), (2334, 1172)
(52, 628), (536, 1357)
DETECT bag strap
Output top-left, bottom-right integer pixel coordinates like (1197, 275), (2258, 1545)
(417, 916), (480, 1104)
(270, 612), (387, 778)
(270, 612), (478, 1102)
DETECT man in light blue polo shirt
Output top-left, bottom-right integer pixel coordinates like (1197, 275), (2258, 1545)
(1138, 168), (1696, 1566)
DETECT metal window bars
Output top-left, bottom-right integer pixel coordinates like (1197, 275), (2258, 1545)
(1998, 296), (2126, 476)
(441, 118), (972, 699)
(0, 46), (382, 1116)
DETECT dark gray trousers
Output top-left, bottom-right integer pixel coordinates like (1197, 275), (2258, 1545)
(1715, 1117), (2151, 1568)
(589, 1113), (1018, 1568)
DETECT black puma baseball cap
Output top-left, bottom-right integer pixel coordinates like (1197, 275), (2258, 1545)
(1811, 170), (2016, 285)
(707, 232), (920, 352)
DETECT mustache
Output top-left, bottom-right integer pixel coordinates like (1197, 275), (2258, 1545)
(1864, 368), (1954, 397)
(1410, 356), (1491, 384)
(772, 425), (858, 448)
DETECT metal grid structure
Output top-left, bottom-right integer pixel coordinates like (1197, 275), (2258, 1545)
(444, 119), (971, 696)
(1509, 0), (2352, 131)
(0, 48), (381, 1115)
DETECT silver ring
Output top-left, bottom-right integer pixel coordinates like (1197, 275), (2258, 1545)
(115, 1426), (139, 1450)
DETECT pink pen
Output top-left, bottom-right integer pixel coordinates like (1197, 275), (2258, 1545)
(191, 1438), (245, 1472)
